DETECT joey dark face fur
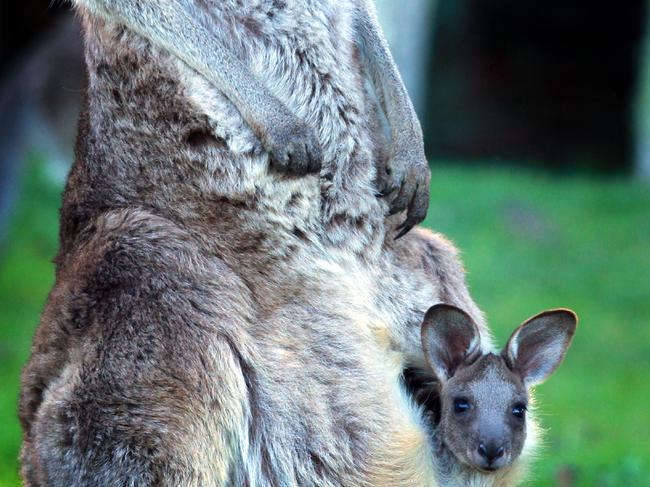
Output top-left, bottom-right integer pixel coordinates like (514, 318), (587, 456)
(439, 354), (528, 471)
(421, 304), (577, 473)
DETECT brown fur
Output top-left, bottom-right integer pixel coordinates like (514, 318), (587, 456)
(21, 2), (489, 486)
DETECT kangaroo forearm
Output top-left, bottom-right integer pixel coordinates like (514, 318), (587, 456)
(355, 1), (424, 148)
(74, 0), (282, 137)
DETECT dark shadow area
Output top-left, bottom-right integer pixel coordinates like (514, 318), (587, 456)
(426, 0), (648, 173)
(0, 1), (71, 76)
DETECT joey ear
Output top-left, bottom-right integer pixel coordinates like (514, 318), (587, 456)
(503, 309), (577, 387)
(420, 304), (481, 382)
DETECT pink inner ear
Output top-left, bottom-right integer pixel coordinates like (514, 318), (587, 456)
(449, 332), (472, 361)
(521, 334), (569, 386)
(421, 304), (482, 380)
(508, 310), (577, 386)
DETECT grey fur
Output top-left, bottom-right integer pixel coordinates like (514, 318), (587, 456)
(20, 1), (488, 486)
(78, 0), (322, 176)
(419, 305), (577, 486)
(71, 0), (429, 224)
(355, 0), (430, 235)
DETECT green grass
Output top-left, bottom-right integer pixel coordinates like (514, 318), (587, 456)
(0, 158), (59, 486)
(1, 160), (649, 486)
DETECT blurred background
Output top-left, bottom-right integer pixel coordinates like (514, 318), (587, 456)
(1, 1), (649, 485)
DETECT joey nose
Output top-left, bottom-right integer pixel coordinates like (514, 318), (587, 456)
(478, 442), (505, 464)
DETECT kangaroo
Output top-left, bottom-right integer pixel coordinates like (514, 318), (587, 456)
(19, 1), (495, 485)
(411, 304), (577, 486)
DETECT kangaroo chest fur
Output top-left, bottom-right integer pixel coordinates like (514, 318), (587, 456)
(68, 0), (384, 265)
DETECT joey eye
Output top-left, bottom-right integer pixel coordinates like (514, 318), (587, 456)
(512, 403), (527, 419)
(453, 398), (471, 414)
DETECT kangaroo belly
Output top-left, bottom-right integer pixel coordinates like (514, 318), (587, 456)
(20, 208), (436, 487)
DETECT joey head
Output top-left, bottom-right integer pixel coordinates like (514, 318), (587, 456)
(421, 303), (577, 473)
